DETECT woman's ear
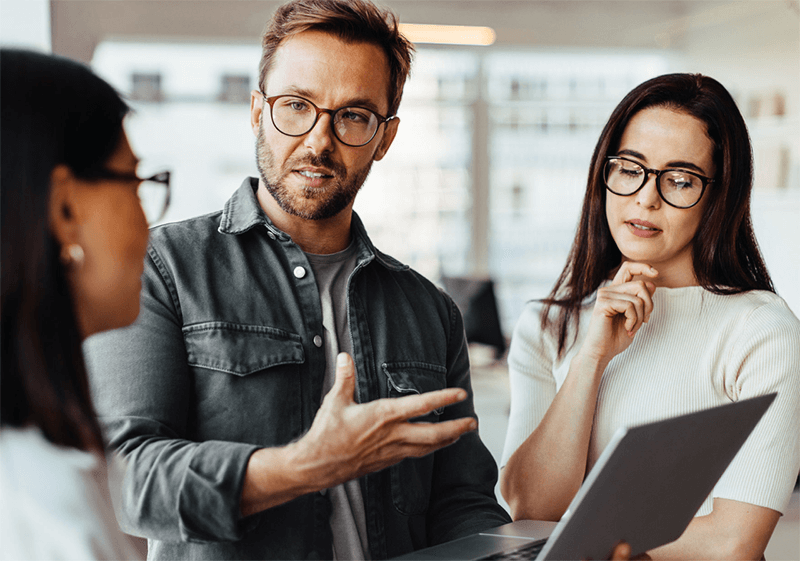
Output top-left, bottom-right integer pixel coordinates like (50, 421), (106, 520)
(48, 164), (80, 247)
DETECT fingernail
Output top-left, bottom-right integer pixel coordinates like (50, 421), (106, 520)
(469, 419), (478, 430)
(337, 353), (349, 367)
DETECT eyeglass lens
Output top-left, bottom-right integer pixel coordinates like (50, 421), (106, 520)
(604, 158), (704, 208)
(137, 174), (170, 224)
(271, 96), (380, 146)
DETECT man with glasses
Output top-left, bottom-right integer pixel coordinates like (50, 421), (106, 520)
(85, 1), (511, 559)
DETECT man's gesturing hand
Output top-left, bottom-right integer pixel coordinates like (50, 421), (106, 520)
(294, 352), (476, 487)
(241, 352), (476, 516)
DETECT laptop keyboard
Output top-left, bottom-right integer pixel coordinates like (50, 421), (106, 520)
(478, 540), (546, 560)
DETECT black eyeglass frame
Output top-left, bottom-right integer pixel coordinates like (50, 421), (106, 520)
(603, 156), (714, 209)
(260, 92), (396, 148)
(82, 169), (172, 223)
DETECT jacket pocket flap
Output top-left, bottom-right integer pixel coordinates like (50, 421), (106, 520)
(381, 362), (447, 414)
(184, 322), (304, 376)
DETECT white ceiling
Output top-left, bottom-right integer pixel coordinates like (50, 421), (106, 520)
(51, 1), (799, 64)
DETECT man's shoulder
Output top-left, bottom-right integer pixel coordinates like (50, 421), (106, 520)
(371, 248), (449, 297)
(363, 250), (457, 323)
(147, 211), (226, 253)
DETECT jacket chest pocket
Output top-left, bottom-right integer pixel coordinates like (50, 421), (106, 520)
(183, 322), (305, 445)
(382, 362), (446, 516)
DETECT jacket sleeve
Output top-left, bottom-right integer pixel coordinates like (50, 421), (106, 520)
(84, 247), (260, 543)
(424, 293), (512, 545)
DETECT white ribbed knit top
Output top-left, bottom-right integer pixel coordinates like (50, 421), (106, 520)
(501, 287), (800, 516)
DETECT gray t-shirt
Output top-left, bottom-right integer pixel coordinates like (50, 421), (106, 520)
(305, 242), (370, 561)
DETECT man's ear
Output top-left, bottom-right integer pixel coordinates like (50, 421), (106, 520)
(250, 90), (265, 137)
(48, 164), (80, 247)
(373, 117), (400, 162)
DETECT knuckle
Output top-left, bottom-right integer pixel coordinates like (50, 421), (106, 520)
(376, 401), (397, 424)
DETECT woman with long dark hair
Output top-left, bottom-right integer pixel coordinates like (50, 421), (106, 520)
(499, 74), (799, 559)
(0, 49), (169, 559)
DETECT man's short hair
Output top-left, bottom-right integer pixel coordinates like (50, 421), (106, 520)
(259, 0), (414, 116)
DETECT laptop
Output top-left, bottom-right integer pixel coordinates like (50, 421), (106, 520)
(395, 393), (776, 561)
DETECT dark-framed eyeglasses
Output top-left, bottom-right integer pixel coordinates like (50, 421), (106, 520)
(84, 169), (171, 224)
(603, 156), (713, 209)
(261, 92), (396, 148)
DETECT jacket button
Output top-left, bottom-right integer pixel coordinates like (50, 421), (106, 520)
(313, 335), (323, 348)
(293, 266), (306, 279)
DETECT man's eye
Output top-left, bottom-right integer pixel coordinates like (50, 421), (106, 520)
(289, 101), (308, 111)
(340, 110), (369, 123)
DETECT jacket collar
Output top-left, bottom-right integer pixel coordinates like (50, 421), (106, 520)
(218, 177), (407, 272)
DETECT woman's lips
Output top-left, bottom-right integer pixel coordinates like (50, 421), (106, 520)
(626, 219), (661, 238)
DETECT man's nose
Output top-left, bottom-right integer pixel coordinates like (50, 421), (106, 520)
(304, 113), (335, 154)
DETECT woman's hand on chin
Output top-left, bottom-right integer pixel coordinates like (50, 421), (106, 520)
(580, 262), (658, 364)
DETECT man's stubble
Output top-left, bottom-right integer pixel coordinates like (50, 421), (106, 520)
(255, 125), (374, 221)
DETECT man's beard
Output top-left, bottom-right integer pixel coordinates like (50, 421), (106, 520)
(256, 127), (373, 221)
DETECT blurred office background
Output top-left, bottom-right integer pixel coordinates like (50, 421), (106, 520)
(2, 1), (798, 557)
(3, 0), (797, 335)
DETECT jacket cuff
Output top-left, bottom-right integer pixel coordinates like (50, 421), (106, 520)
(178, 440), (261, 542)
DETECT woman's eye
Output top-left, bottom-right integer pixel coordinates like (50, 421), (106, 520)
(620, 167), (641, 177)
(666, 177), (693, 189)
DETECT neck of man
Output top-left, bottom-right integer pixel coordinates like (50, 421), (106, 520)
(256, 180), (353, 255)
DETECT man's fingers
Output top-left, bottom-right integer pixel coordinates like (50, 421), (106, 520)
(400, 417), (477, 445)
(374, 418), (476, 464)
(390, 388), (467, 421)
(330, 352), (357, 403)
(610, 541), (632, 560)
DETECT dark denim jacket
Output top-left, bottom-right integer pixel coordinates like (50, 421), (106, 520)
(85, 178), (510, 560)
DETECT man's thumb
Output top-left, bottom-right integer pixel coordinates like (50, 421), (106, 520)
(332, 352), (356, 401)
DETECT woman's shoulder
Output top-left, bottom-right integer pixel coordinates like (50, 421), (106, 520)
(0, 427), (99, 515)
(511, 298), (586, 359)
(656, 287), (799, 324)
(0, 427), (142, 560)
(710, 289), (799, 328)
(513, 300), (552, 339)
(0, 426), (96, 471)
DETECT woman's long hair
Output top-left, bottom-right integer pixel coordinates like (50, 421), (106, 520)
(542, 73), (773, 357)
(1, 49), (130, 451)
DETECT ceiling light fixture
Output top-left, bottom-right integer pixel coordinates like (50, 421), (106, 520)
(399, 23), (496, 46)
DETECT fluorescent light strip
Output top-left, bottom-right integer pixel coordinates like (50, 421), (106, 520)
(399, 23), (496, 46)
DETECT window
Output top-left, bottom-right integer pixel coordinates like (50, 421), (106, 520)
(131, 72), (162, 102)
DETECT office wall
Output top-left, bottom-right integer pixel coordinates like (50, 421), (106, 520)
(0, 0), (50, 51)
(679, 1), (800, 313)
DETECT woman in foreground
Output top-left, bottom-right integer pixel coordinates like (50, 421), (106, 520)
(1, 49), (169, 559)
(500, 73), (800, 560)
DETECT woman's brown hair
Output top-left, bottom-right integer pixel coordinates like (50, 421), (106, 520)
(1, 49), (129, 451)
